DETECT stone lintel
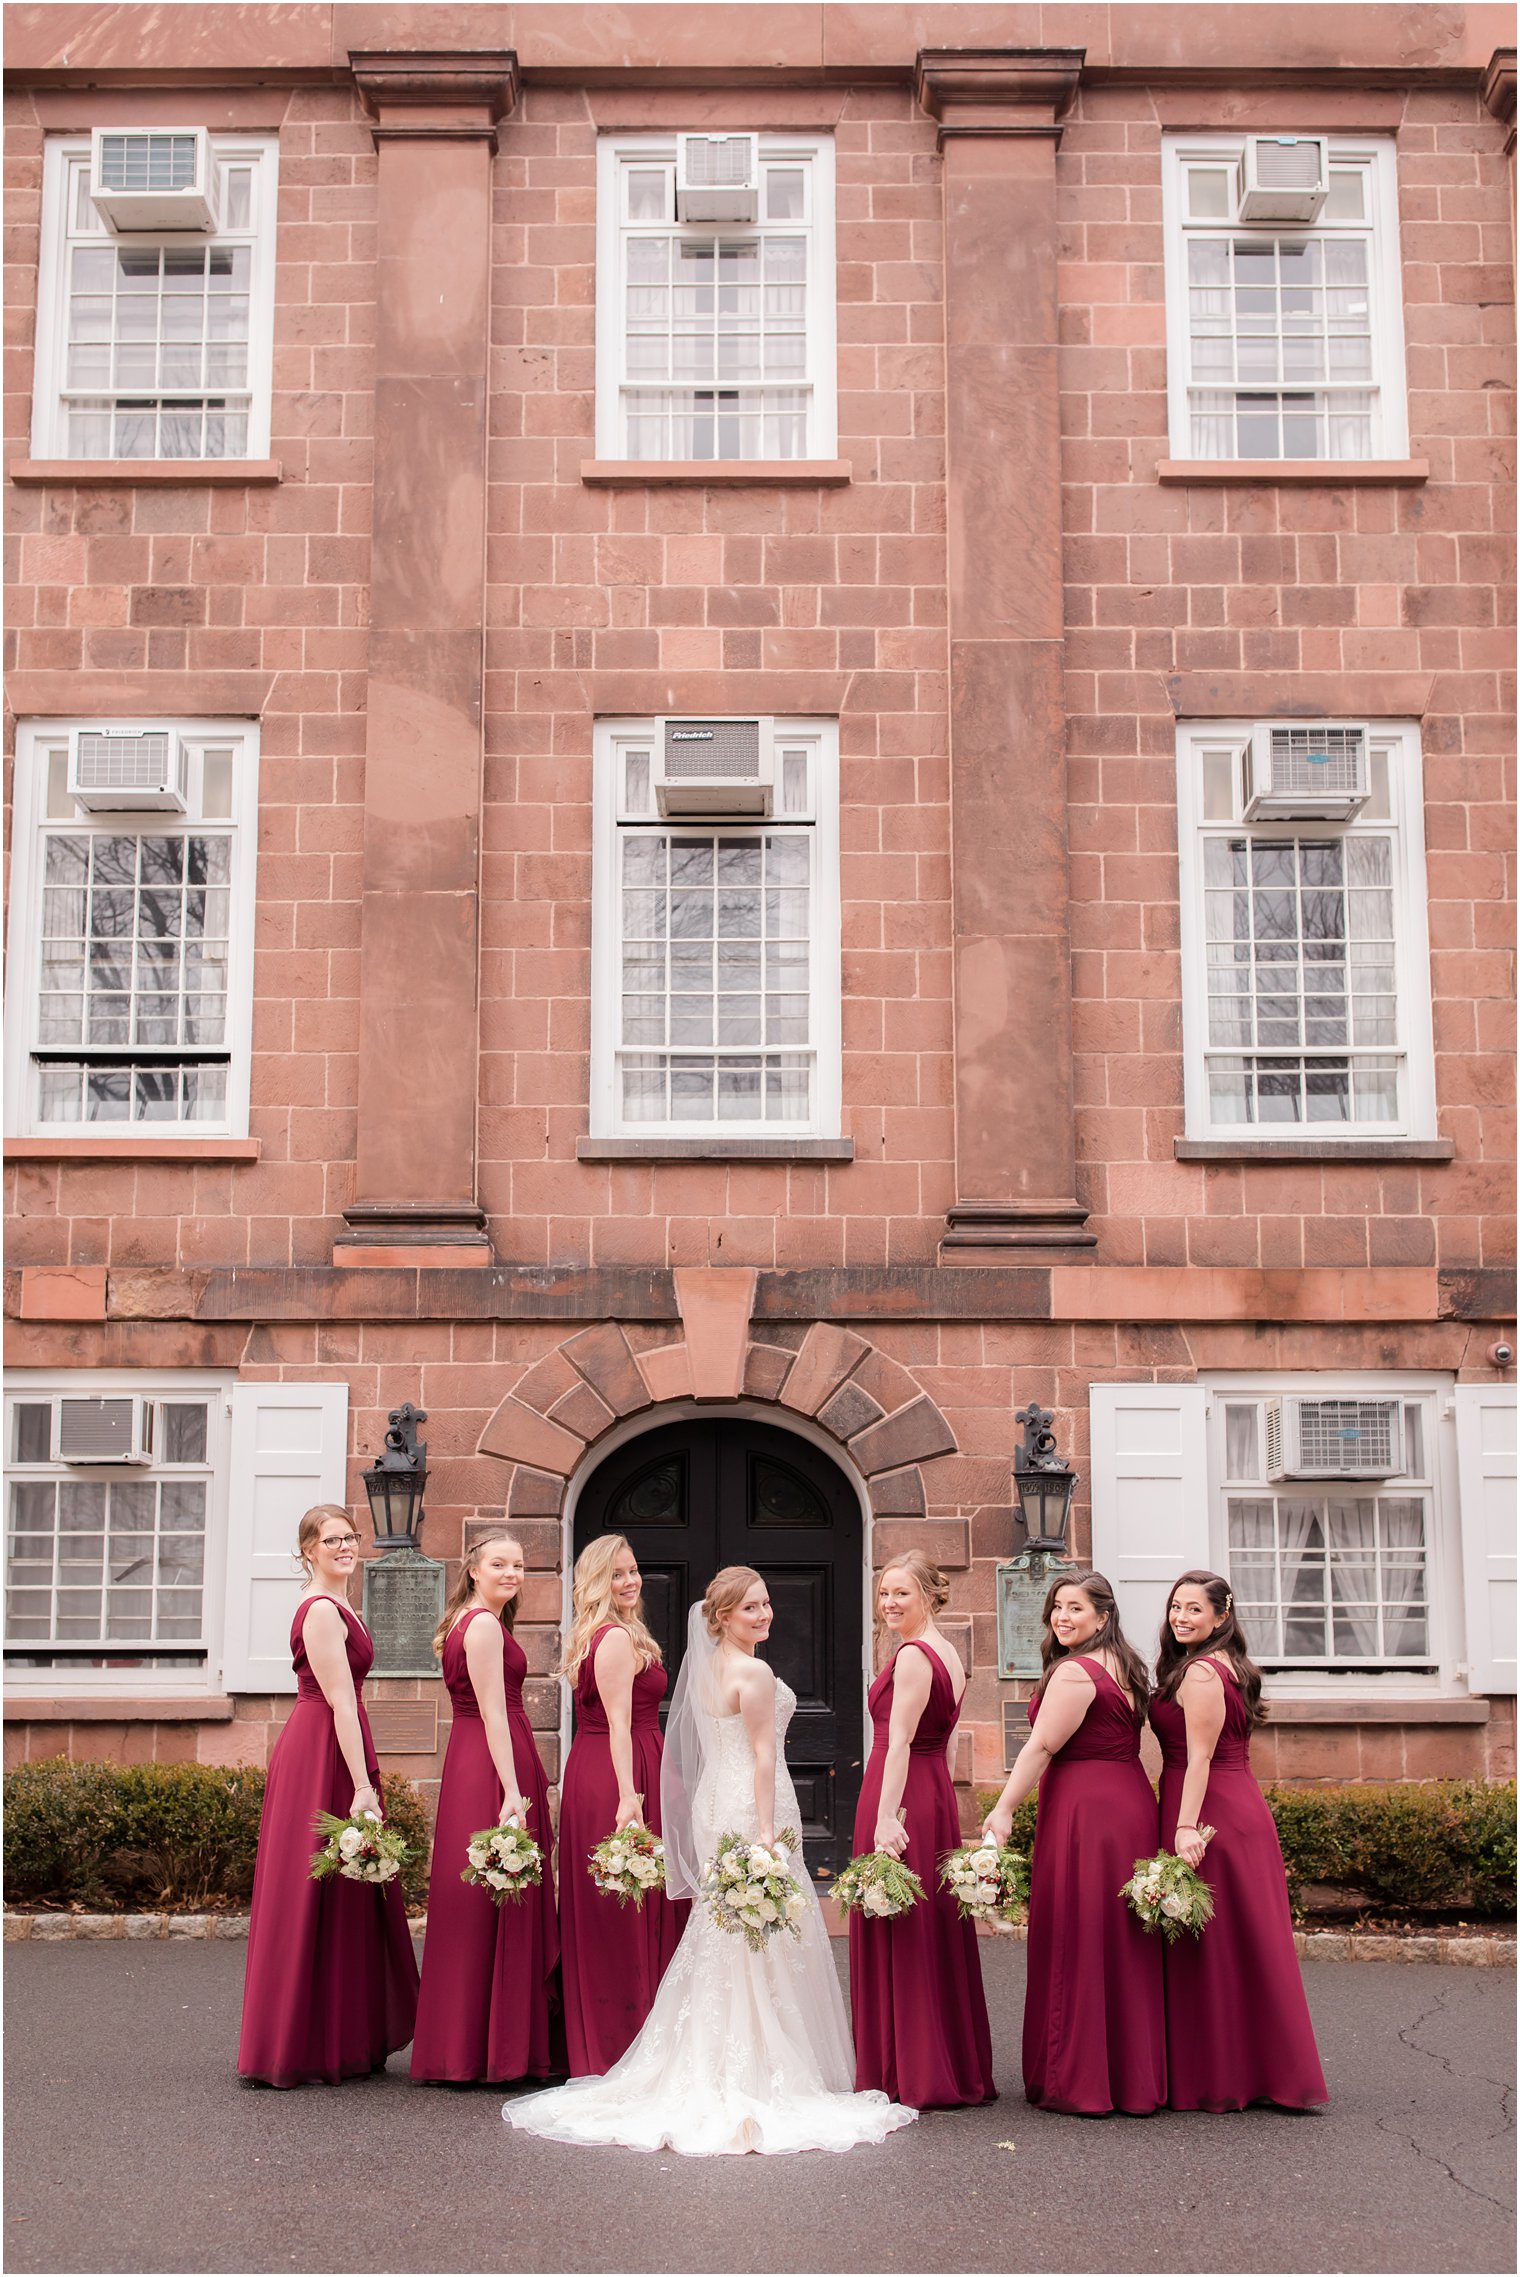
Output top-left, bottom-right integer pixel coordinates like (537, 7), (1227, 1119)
(915, 47), (1084, 140)
(350, 49), (520, 147)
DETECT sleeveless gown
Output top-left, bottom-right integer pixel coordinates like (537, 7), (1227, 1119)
(504, 1676), (917, 2155)
(1022, 1657), (1165, 2115)
(849, 1640), (996, 2109)
(558, 1623), (687, 2076)
(237, 1598), (418, 2086)
(1150, 1660), (1328, 2110)
(411, 1609), (564, 2083)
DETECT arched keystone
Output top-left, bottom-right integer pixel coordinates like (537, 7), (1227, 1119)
(849, 1396), (956, 1477)
(478, 1397), (582, 1475)
(778, 1324), (869, 1418)
(674, 1268), (756, 1400)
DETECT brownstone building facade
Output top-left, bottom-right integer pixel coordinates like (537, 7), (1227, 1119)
(3, 5), (1515, 1840)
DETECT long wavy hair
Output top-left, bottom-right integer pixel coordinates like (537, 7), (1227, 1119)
(1153, 1569), (1266, 1729)
(1031, 1568), (1150, 1715)
(558, 1533), (663, 1681)
(431, 1530), (522, 1660)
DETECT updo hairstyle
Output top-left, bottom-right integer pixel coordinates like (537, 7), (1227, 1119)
(703, 1565), (764, 1639)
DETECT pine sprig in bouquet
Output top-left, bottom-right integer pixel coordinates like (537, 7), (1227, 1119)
(589, 1823), (667, 1906)
(1120, 1834), (1216, 1941)
(700, 1827), (808, 1952)
(462, 1817), (544, 1905)
(310, 1806), (410, 1885)
(939, 1838), (1031, 1927)
(833, 1814), (925, 1921)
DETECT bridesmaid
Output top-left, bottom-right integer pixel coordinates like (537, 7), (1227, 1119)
(850, 1551), (996, 2109)
(982, 1568), (1164, 2117)
(1150, 1570), (1328, 2111)
(411, 1531), (563, 2084)
(557, 1534), (686, 2076)
(237, 1505), (418, 2086)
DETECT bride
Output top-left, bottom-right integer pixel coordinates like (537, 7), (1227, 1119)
(504, 1565), (916, 2157)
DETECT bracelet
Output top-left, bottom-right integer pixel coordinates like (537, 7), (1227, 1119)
(1176, 1823), (1199, 1831)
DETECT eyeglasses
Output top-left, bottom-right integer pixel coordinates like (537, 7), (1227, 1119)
(320, 1534), (360, 1551)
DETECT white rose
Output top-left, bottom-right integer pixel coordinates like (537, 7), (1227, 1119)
(377, 1859), (398, 1882)
(1161, 1892), (1188, 1920)
(725, 1888), (746, 1910)
(466, 1844), (489, 1870)
(337, 1827), (364, 1860)
(756, 1898), (776, 1923)
(863, 1885), (892, 1917)
(747, 1845), (772, 1874)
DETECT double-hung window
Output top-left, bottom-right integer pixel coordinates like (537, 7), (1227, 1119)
(1162, 134), (1407, 461)
(591, 719), (841, 1137)
(32, 130), (278, 460)
(3, 719), (259, 1136)
(595, 134), (836, 461)
(1175, 720), (1435, 1139)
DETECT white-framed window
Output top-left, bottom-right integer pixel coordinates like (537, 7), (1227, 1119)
(3, 719), (260, 1137)
(1209, 1379), (1451, 1676)
(3, 1373), (232, 1694)
(594, 134), (836, 461)
(1174, 719), (1436, 1140)
(1161, 134), (1408, 460)
(31, 131), (278, 460)
(590, 718), (841, 1136)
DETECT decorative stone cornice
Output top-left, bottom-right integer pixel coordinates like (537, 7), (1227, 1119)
(915, 47), (1084, 146)
(1482, 46), (1516, 155)
(349, 50), (520, 149)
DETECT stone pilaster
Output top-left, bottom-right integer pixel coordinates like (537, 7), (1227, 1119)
(917, 50), (1094, 1254)
(337, 53), (519, 1266)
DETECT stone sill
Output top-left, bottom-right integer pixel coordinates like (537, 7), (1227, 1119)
(1262, 1698), (1491, 1724)
(577, 1136), (855, 1161)
(581, 458), (852, 486)
(3, 1695), (235, 1721)
(6, 1137), (261, 1162)
(8, 459), (282, 486)
(1157, 458), (1429, 485)
(1175, 1138), (1456, 1163)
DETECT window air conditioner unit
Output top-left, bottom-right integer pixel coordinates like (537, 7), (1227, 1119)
(655, 717), (774, 817)
(1242, 723), (1369, 821)
(67, 727), (188, 813)
(1265, 1396), (1403, 1481)
(89, 127), (219, 233)
(675, 134), (759, 223)
(56, 1396), (155, 1466)
(1237, 135), (1328, 224)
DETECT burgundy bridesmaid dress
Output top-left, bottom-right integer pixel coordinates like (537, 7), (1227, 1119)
(1021, 1657), (1165, 2115)
(849, 1640), (996, 2109)
(237, 1599), (418, 2086)
(1150, 1660), (1328, 2110)
(411, 1609), (564, 2083)
(557, 1623), (688, 2076)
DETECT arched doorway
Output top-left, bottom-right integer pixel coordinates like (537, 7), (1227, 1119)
(574, 1417), (864, 1878)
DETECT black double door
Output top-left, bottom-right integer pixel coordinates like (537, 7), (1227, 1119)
(573, 1418), (863, 1878)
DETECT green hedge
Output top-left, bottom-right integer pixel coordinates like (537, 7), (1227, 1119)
(3, 1759), (432, 1912)
(974, 1779), (1516, 1918)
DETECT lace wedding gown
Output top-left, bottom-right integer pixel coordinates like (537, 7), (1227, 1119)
(504, 1677), (916, 2156)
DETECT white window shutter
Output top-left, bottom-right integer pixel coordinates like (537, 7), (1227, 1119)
(221, 1382), (349, 1694)
(1455, 1385), (1517, 1696)
(1089, 1383), (1210, 1662)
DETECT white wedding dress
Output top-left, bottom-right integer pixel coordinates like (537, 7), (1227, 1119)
(504, 1669), (915, 2157)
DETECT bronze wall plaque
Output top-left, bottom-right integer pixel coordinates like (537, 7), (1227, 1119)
(366, 1699), (440, 1757)
(995, 1548), (1075, 1680)
(363, 1548), (447, 1678)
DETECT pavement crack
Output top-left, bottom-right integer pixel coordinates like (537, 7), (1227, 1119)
(1373, 1982), (1517, 2215)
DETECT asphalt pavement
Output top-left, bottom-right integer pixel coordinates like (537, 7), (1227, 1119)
(3, 1938), (1513, 2277)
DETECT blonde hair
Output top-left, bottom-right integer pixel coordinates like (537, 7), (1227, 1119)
(559, 1534), (662, 1681)
(703, 1565), (764, 1639)
(432, 1530), (522, 1659)
(875, 1549), (951, 1622)
(296, 1504), (355, 1577)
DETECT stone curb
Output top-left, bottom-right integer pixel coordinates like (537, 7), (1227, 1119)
(4, 1911), (1515, 1964)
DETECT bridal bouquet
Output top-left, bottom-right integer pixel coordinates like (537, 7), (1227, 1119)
(461, 1817), (543, 1904)
(309, 1807), (410, 1886)
(939, 1839), (1031, 1927)
(833, 1818), (925, 1922)
(1120, 1837), (1215, 1941)
(700, 1828), (808, 1952)
(589, 1824), (667, 1906)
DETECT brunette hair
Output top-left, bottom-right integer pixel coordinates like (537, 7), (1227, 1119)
(1153, 1570), (1266, 1730)
(296, 1504), (357, 1576)
(559, 1533), (662, 1680)
(432, 1530), (522, 1659)
(875, 1550), (951, 1622)
(703, 1565), (764, 1640)
(1031, 1568), (1150, 1714)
